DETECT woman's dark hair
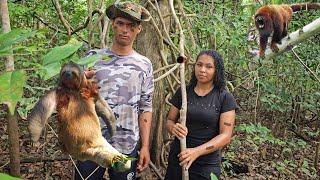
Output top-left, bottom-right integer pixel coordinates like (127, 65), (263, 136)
(188, 49), (226, 90)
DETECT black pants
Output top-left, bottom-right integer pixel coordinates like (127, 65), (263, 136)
(164, 159), (221, 180)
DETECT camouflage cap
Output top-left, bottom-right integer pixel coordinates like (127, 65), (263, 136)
(106, 1), (151, 22)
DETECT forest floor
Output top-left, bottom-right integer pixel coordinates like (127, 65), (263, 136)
(0, 108), (319, 179)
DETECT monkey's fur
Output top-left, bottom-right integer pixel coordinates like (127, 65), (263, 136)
(28, 62), (131, 170)
(254, 3), (320, 57)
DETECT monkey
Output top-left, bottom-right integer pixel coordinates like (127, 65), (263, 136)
(254, 3), (320, 57)
(28, 61), (131, 171)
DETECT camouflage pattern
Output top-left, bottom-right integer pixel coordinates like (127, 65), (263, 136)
(86, 49), (154, 154)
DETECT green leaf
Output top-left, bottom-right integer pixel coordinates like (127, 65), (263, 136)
(0, 173), (21, 180)
(42, 39), (82, 66)
(41, 39), (83, 80)
(74, 54), (101, 68)
(111, 156), (136, 172)
(0, 29), (35, 52)
(210, 173), (218, 180)
(42, 62), (61, 81)
(0, 70), (26, 115)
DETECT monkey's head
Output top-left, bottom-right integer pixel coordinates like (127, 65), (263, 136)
(59, 62), (87, 90)
(255, 15), (266, 29)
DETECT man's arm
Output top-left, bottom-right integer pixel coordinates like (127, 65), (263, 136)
(137, 60), (154, 172)
(137, 111), (152, 172)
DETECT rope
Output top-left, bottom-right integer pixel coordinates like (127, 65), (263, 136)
(46, 123), (101, 180)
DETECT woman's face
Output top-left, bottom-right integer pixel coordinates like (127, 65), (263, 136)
(195, 54), (216, 85)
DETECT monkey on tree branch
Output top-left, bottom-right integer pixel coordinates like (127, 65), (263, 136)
(254, 3), (320, 57)
(27, 62), (131, 172)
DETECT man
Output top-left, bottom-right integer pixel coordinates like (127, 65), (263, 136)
(75, 1), (153, 180)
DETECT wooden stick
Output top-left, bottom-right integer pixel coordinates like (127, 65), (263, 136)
(168, 0), (188, 179)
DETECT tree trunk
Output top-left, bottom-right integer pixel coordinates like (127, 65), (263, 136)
(0, 0), (21, 177)
(136, 0), (170, 168)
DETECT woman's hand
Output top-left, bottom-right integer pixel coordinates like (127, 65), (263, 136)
(170, 123), (188, 138)
(178, 148), (200, 170)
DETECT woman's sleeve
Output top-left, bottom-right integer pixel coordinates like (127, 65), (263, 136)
(221, 91), (239, 113)
(169, 87), (182, 110)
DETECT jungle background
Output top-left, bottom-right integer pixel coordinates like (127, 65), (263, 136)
(0, 0), (319, 179)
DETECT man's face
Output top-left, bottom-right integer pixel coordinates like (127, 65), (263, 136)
(112, 17), (142, 46)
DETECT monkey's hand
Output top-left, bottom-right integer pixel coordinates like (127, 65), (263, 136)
(28, 90), (57, 143)
(95, 95), (117, 136)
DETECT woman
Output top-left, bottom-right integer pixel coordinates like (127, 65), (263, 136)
(165, 50), (238, 179)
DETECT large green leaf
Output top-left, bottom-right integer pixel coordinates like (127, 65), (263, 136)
(0, 28), (35, 54)
(41, 39), (83, 80)
(42, 38), (82, 66)
(0, 70), (26, 115)
(42, 62), (61, 81)
(0, 173), (21, 180)
(75, 54), (110, 68)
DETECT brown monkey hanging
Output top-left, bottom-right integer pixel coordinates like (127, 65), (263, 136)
(28, 61), (131, 171)
(255, 3), (320, 57)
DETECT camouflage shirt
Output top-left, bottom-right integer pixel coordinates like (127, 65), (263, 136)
(87, 49), (154, 154)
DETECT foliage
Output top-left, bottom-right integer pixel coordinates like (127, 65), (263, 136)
(41, 38), (83, 80)
(183, 0), (319, 144)
(1, 0), (319, 178)
(0, 29), (35, 114)
(226, 123), (318, 178)
(0, 173), (21, 180)
(237, 123), (286, 146)
(0, 70), (26, 115)
(0, 29), (36, 57)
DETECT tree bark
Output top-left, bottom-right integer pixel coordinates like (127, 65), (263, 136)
(136, 0), (170, 168)
(1, 0), (21, 177)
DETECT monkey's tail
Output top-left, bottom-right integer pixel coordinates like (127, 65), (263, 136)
(290, 3), (320, 12)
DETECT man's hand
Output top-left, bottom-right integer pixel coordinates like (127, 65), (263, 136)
(137, 146), (150, 172)
(84, 69), (95, 79)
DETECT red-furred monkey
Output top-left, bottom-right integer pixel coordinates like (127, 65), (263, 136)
(255, 3), (320, 57)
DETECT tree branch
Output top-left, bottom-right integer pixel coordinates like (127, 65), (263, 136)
(261, 18), (320, 60)
(51, 0), (73, 37)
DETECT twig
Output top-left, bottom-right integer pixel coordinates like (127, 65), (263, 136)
(291, 48), (320, 83)
(0, 161), (9, 168)
(151, 0), (179, 53)
(315, 142), (319, 171)
(34, 14), (95, 47)
(176, 0), (196, 49)
(51, 0), (73, 36)
(162, 13), (196, 19)
(154, 64), (179, 82)
(0, 156), (69, 165)
(254, 71), (259, 123)
(87, 0), (94, 48)
(34, 14), (63, 34)
(154, 64), (176, 74)
(71, 9), (103, 35)
(149, 161), (164, 180)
